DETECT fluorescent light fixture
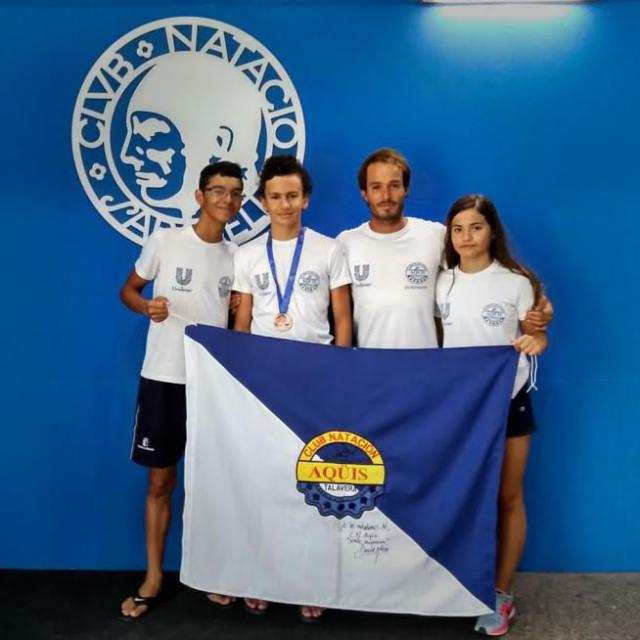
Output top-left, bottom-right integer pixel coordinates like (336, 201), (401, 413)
(422, 1), (586, 3)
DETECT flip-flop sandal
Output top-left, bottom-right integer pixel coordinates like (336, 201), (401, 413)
(244, 599), (270, 616)
(207, 594), (236, 610)
(298, 605), (325, 624)
(119, 592), (160, 622)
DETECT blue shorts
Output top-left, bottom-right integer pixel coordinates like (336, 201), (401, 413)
(506, 385), (537, 438)
(130, 377), (186, 468)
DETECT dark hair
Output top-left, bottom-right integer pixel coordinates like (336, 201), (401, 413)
(357, 148), (411, 191)
(199, 161), (243, 192)
(444, 194), (543, 302)
(257, 155), (312, 198)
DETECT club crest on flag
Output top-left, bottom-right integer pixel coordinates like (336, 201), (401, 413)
(296, 430), (385, 519)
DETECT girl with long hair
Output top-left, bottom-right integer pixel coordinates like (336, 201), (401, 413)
(435, 194), (548, 636)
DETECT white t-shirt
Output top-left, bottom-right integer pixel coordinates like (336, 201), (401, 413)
(233, 228), (351, 344)
(135, 226), (236, 384)
(337, 217), (445, 348)
(435, 261), (534, 397)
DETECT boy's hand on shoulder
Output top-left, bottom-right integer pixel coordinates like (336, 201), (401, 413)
(147, 296), (170, 323)
(524, 294), (554, 331)
(229, 292), (241, 315)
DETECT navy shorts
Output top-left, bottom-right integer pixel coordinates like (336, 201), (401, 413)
(130, 377), (186, 468)
(506, 385), (537, 438)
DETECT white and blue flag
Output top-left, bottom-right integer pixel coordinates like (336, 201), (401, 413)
(180, 326), (518, 616)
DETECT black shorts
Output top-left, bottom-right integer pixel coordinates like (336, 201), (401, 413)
(130, 377), (186, 468)
(506, 385), (537, 438)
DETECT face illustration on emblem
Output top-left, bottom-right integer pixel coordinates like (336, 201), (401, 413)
(73, 17), (306, 245)
(119, 53), (265, 222)
(121, 110), (187, 200)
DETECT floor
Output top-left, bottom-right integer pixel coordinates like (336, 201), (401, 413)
(1, 571), (638, 639)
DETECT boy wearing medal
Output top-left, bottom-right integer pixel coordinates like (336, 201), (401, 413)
(234, 155), (352, 345)
(233, 154), (352, 621)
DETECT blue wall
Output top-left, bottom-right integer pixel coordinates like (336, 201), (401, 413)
(1, 0), (638, 571)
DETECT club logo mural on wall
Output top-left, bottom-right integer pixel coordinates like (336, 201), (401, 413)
(72, 17), (305, 245)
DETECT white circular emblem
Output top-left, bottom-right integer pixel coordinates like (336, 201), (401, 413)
(482, 303), (506, 327)
(405, 262), (429, 285)
(72, 16), (305, 246)
(298, 270), (320, 292)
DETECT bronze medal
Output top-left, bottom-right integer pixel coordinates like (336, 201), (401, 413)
(274, 312), (293, 331)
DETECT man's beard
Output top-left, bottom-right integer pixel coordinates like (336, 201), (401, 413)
(371, 201), (404, 221)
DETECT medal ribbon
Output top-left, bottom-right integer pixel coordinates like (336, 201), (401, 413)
(266, 227), (306, 315)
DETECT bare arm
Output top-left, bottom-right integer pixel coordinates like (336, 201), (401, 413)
(435, 317), (444, 347)
(523, 293), (554, 332)
(330, 285), (353, 347)
(227, 291), (241, 328)
(233, 292), (253, 332)
(119, 269), (169, 323)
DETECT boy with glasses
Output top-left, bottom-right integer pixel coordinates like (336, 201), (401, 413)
(119, 161), (243, 620)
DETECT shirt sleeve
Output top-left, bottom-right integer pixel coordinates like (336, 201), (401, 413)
(435, 223), (447, 269)
(335, 230), (347, 251)
(134, 229), (164, 281)
(516, 276), (535, 321)
(232, 249), (252, 294)
(328, 241), (352, 289)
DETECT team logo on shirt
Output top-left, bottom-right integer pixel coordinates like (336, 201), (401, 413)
(296, 431), (385, 519)
(482, 303), (506, 327)
(298, 270), (320, 293)
(353, 264), (370, 283)
(255, 272), (269, 290)
(176, 267), (192, 286)
(405, 262), (429, 287)
(72, 16), (305, 246)
(218, 275), (232, 297)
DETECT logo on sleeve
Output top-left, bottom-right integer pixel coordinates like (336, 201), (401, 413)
(353, 264), (370, 286)
(255, 272), (270, 291)
(298, 270), (320, 293)
(482, 303), (506, 327)
(296, 431), (385, 519)
(405, 262), (428, 288)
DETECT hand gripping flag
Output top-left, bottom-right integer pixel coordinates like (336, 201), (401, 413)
(180, 326), (518, 616)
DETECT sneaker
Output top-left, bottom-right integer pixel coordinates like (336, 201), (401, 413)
(474, 591), (515, 636)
